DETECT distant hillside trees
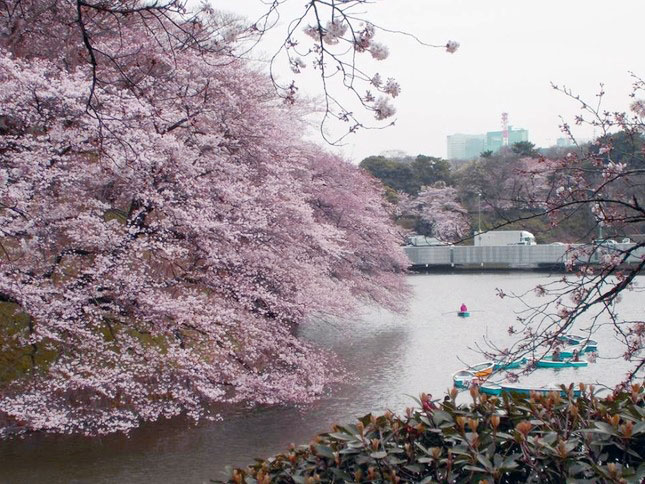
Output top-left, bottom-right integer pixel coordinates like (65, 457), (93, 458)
(359, 155), (452, 195)
(592, 131), (645, 168)
(511, 141), (538, 157)
(359, 135), (643, 244)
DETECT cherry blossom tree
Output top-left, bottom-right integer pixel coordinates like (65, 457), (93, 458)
(396, 183), (470, 243)
(0, 0), (409, 436)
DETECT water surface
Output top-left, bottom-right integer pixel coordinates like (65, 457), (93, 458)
(1, 273), (642, 483)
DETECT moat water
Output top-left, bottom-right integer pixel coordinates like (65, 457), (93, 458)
(1, 272), (642, 483)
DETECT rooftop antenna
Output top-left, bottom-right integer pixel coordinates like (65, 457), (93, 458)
(501, 112), (509, 146)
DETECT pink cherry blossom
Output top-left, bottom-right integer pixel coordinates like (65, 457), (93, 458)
(372, 96), (396, 120)
(397, 185), (470, 243)
(446, 40), (460, 53)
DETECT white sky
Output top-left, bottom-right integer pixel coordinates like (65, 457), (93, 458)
(218, 0), (645, 162)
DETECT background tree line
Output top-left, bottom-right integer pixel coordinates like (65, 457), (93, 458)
(360, 135), (645, 244)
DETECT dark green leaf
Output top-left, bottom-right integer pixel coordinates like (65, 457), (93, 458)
(327, 432), (355, 441)
(404, 464), (422, 474)
(417, 477), (435, 484)
(314, 445), (334, 459)
(431, 410), (453, 426)
(592, 421), (619, 436)
(476, 454), (493, 471)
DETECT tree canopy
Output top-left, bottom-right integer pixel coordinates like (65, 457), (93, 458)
(511, 141), (538, 157)
(359, 154), (452, 196)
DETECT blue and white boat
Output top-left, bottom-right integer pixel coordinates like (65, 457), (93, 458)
(557, 334), (598, 352)
(500, 383), (582, 397)
(479, 382), (502, 396)
(452, 369), (476, 389)
(452, 361), (497, 388)
(493, 358), (527, 371)
(557, 346), (580, 358)
(535, 356), (588, 368)
(477, 382), (582, 397)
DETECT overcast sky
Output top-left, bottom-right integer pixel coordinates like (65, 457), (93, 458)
(221, 0), (645, 162)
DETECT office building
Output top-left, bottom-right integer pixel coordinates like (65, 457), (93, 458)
(447, 127), (529, 160)
(446, 134), (486, 160)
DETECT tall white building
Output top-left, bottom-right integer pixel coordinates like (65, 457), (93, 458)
(446, 134), (486, 160)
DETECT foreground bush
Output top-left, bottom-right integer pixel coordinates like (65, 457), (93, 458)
(221, 384), (644, 483)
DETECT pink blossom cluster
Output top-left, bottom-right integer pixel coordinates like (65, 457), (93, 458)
(397, 185), (470, 242)
(445, 40), (460, 53)
(372, 96), (396, 120)
(630, 99), (645, 117)
(304, 19), (348, 45)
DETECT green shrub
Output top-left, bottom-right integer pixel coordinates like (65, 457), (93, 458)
(220, 384), (644, 483)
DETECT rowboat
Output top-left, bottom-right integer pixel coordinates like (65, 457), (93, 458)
(452, 369), (476, 389)
(457, 311), (470, 318)
(500, 383), (582, 397)
(557, 346), (579, 358)
(557, 334), (598, 351)
(535, 357), (588, 368)
(468, 361), (495, 378)
(479, 382), (502, 395)
(582, 341), (598, 352)
(478, 382), (581, 397)
(493, 358), (527, 370)
(556, 346), (596, 359)
(557, 334), (582, 345)
(453, 361), (495, 388)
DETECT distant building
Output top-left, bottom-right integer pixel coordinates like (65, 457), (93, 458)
(446, 134), (486, 160)
(484, 126), (529, 153)
(447, 127), (529, 160)
(556, 137), (575, 147)
(555, 137), (590, 147)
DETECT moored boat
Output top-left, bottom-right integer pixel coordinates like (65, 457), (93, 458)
(557, 346), (578, 358)
(493, 358), (527, 370)
(468, 361), (495, 378)
(557, 334), (583, 345)
(557, 334), (598, 352)
(478, 382), (581, 397)
(582, 341), (598, 352)
(452, 361), (495, 388)
(500, 383), (582, 397)
(452, 369), (476, 389)
(479, 382), (502, 396)
(535, 358), (588, 368)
